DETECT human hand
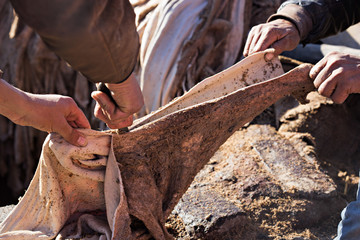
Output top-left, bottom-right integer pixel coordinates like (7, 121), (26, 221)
(243, 19), (300, 60)
(310, 52), (360, 104)
(91, 74), (144, 129)
(15, 94), (91, 146)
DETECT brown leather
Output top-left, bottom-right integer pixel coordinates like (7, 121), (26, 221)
(9, 0), (139, 83)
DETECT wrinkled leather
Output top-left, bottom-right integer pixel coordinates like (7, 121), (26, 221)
(272, 0), (360, 44)
(9, 0), (139, 83)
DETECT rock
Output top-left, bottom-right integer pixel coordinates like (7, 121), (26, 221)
(174, 188), (250, 240)
(250, 125), (337, 198)
(172, 122), (347, 239)
(279, 92), (360, 173)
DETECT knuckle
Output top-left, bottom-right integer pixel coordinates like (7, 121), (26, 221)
(130, 105), (143, 114)
(325, 52), (343, 64)
(317, 87), (327, 97)
(336, 66), (345, 74)
(61, 96), (76, 106)
(337, 79), (351, 92)
(326, 51), (340, 57)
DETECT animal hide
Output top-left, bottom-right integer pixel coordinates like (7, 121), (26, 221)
(0, 51), (314, 239)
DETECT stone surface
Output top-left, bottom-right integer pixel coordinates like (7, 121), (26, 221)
(250, 125), (337, 199)
(174, 189), (249, 239)
(172, 122), (347, 239)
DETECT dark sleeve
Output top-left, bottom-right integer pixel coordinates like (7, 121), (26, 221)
(269, 0), (360, 44)
(9, 0), (139, 84)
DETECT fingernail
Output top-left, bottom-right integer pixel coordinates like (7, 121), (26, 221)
(77, 136), (87, 147)
(309, 69), (315, 79)
(97, 97), (109, 112)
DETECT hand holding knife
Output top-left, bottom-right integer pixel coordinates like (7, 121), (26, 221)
(96, 82), (129, 133)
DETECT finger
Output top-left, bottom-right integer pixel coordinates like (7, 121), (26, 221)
(55, 120), (88, 147)
(317, 76), (337, 98)
(91, 91), (116, 119)
(309, 58), (327, 82)
(106, 115), (133, 128)
(331, 83), (349, 104)
(107, 115), (133, 129)
(69, 121), (78, 128)
(93, 98), (132, 128)
(253, 31), (278, 54)
(271, 37), (293, 56)
(93, 102), (109, 122)
(248, 31), (262, 56)
(67, 107), (91, 129)
(243, 29), (256, 57)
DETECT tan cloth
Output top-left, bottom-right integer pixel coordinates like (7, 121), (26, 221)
(0, 130), (131, 239)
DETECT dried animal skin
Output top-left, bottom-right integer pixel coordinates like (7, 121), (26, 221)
(0, 51), (314, 239)
(133, 50), (284, 127)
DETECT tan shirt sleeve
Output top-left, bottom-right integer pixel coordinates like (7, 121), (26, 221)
(9, 0), (139, 84)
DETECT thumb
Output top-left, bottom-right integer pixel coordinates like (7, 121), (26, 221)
(56, 121), (88, 147)
(271, 38), (297, 57)
(264, 48), (277, 61)
(91, 91), (116, 116)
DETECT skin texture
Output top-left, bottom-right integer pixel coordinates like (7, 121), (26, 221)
(91, 74), (144, 129)
(243, 19), (300, 60)
(0, 73), (143, 145)
(310, 52), (360, 104)
(0, 79), (90, 147)
(244, 18), (360, 104)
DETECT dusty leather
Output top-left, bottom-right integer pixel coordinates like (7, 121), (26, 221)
(268, 0), (360, 44)
(9, 0), (139, 84)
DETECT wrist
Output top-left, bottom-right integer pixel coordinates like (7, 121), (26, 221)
(268, 4), (312, 41)
(105, 73), (138, 93)
(104, 74), (144, 113)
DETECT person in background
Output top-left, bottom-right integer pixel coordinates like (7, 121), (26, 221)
(243, 1), (360, 239)
(244, 0), (360, 105)
(0, 0), (144, 146)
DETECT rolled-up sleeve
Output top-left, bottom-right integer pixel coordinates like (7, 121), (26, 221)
(9, 0), (139, 84)
(269, 0), (360, 44)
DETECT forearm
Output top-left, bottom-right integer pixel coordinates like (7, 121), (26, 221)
(0, 78), (29, 122)
(10, 0), (139, 84)
(268, 0), (360, 44)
